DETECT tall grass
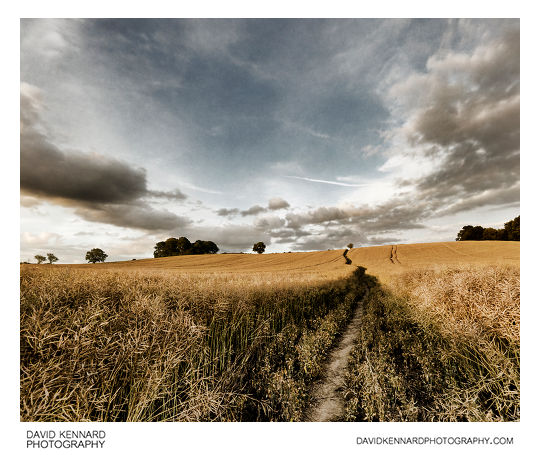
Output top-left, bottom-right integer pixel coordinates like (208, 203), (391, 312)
(20, 266), (368, 421)
(342, 264), (520, 421)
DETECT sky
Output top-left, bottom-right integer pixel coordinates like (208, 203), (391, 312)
(20, 18), (520, 263)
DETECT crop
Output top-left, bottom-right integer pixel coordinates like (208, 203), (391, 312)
(342, 264), (520, 421)
(21, 242), (519, 422)
(20, 266), (367, 421)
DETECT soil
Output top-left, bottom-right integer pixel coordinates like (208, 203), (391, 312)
(304, 288), (369, 421)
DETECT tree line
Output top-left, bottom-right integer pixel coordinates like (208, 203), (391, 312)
(456, 215), (519, 241)
(154, 237), (219, 257)
(29, 240), (269, 264)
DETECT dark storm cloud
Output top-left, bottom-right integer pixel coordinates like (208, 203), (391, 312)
(20, 83), (191, 231)
(74, 203), (190, 232)
(21, 130), (148, 204)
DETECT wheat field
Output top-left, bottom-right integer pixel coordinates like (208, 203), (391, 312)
(20, 241), (519, 421)
(342, 242), (520, 421)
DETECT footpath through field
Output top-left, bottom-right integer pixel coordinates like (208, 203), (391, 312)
(304, 285), (370, 421)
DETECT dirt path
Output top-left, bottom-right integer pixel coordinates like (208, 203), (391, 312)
(389, 244), (401, 265)
(304, 287), (369, 421)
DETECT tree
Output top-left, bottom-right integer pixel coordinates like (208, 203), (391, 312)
(154, 236), (218, 257)
(253, 242), (266, 254)
(456, 225), (473, 241)
(482, 228), (498, 241)
(203, 240), (219, 254)
(177, 237), (192, 254)
(164, 237), (180, 256)
(504, 216), (520, 241)
(46, 253), (58, 264)
(456, 216), (519, 242)
(154, 241), (168, 258)
(191, 240), (219, 255)
(85, 248), (108, 263)
(154, 238), (182, 258)
(34, 254), (46, 264)
(456, 225), (484, 241)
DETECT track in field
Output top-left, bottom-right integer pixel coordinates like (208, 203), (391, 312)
(58, 241), (519, 277)
(304, 287), (370, 421)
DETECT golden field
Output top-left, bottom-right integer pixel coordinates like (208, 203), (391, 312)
(343, 242), (520, 421)
(41, 240), (519, 279)
(20, 241), (520, 421)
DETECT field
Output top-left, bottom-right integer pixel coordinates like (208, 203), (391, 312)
(20, 241), (519, 421)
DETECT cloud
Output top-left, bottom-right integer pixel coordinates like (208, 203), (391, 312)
(240, 205), (267, 217)
(20, 82), (191, 231)
(21, 231), (62, 246)
(267, 197), (290, 210)
(254, 215), (286, 230)
(73, 203), (190, 232)
(147, 189), (188, 201)
(386, 27), (519, 211)
(437, 184), (520, 216)
(20, 20), (520, 255)
(21, 135), (148, 204)
(217, 198), (291, 218)
(281, 198), (427, 234)
(216, 208), (240, 217)
(290, 227), (369, 251)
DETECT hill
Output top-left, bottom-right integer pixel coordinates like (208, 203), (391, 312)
(20, 240), (520, 422)
(58, 241), (520, 280)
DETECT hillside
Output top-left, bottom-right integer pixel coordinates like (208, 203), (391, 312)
(347, 241), (519, 279)
(21, 240), (520, 422)
(59, 241), (520, 280)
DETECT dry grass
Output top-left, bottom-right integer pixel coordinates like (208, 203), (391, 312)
(391, 264), (519, 343)
(342, 263), (520, 422)
(21, 241), (520, 422)
(20, 265), (367, 421)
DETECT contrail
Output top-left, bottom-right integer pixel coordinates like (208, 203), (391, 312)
(285, 175), (368, 187)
